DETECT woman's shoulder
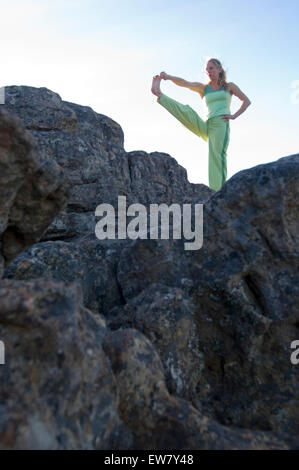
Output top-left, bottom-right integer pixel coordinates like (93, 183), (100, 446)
(200, 83), (210, 98)
(201, 82), (233, 98)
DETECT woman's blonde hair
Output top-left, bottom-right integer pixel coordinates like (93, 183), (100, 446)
(207, 58), (229, 91)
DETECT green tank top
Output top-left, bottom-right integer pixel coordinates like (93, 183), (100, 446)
(203, 84), (232, 120)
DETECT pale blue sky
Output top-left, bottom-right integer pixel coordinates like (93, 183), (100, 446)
(1, 0), (298, 185)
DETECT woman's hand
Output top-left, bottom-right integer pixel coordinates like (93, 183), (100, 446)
(160, 71), (169, 80)
(221, 114), (235, 121)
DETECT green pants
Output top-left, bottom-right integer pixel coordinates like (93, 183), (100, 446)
(157, 93), (230, 191)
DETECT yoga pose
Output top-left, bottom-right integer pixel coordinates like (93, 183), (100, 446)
(151, 58), (251, 191)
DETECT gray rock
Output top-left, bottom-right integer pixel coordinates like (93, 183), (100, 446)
(2, 85), (211, 316)
(0, 106), (70, 276)
(2, 86), (212, 244)
(0, 278), (132, 450)
(3, 237), (126, 316)
(1, 85), (298, 449)
(106, 283), (204, 406)
(115, 153), (299, 435)
(103, 328), (294, 449)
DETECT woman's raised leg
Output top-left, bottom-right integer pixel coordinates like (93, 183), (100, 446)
(152, 75), (208, 141)
(158, 93), (208, 142)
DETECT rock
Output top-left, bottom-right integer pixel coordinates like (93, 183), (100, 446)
(0, 106), (70, 276)
(106, 283), (204, 407)
(115, 153), (299, 435)
(3, 237), (127, 316)
(187, 153), (299, 434)
(103, 328), (293, 449)
(0, 278), (132, 449)
(2, 85), (211, 315)
(1, 85), (298, 449)
(2, 86), (212, 244)
(2, 85), (123, 144)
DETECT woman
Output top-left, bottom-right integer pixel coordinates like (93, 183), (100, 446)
(151, 58), (251, 191)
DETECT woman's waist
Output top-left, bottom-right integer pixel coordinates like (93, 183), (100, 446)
(207, 114), (230, 128)
(207, 108), (231, 120)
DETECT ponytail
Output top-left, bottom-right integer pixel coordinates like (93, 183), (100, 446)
(208, 58), (229, 92)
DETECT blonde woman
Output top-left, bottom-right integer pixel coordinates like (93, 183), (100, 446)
(151, 58), (251, 191)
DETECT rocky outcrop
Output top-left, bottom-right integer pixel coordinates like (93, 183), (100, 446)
(0, 85), (298, 449)
(0, 278), (132, 450)
(113, 153), (299, 435)
(2, 86), (211, 243)
(2, 85), (211, 316)
(0, 106), (70, 277)
(103, 328), (294, 449)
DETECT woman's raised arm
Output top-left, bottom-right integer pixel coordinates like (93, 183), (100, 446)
(160, 72), (205, 94)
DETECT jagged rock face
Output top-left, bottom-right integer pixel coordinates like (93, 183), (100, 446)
(2, 85), (211, 317)
(106, 283), (204, 404)
(187, 155), (299, 433)
(0, 107), (70, 276)
(3, 238), (127, 315)
(0, 279), (132, 450)
(2, 86), (212, 242)
(114, 154), (299, 435)
(102, 328), (293, 450)
(0, 85), (298, 449)
(3, 85), (123, 143)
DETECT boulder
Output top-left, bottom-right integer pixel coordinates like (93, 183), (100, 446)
(0, 278), (132, 449)
(0, 107), (70, 276)
(103, 328), (294, 449)
(1, 85), (298, 449)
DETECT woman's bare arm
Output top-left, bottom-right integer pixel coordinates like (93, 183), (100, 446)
(229, 82), (251, 119)
(160, 71), (205, 94)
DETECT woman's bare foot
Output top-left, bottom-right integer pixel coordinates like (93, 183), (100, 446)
(151, 75), (162, 98)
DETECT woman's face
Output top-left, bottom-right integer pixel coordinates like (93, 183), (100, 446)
(206, 61), (220, 81)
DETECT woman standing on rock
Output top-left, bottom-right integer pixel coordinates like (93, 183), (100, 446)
(151, 58), (251, 191)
